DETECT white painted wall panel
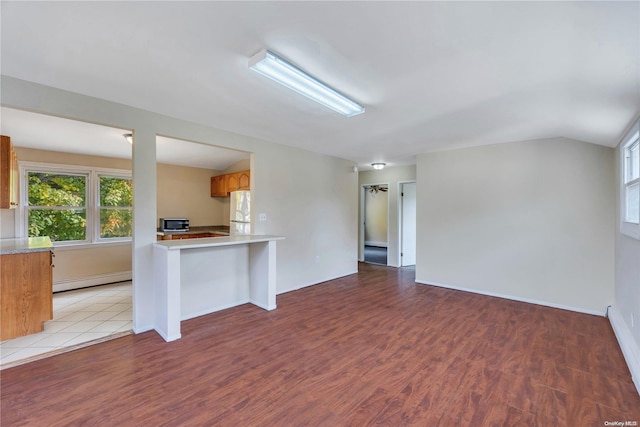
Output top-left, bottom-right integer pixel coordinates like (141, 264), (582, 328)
(416, 138), (615, 314)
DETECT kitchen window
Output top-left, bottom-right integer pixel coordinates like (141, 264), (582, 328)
(20, 163), (132, 245)
(621, 121), (640, 240)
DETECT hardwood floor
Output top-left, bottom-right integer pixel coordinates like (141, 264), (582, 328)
(1, 263), (638, 425)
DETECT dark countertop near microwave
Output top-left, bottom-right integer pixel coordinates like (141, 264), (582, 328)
(156, 225), (230, 237)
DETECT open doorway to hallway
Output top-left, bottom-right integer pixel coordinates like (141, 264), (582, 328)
(362, 184), (388, 265)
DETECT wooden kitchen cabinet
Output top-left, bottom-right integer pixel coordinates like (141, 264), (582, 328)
(210, 170), (250, 197)
(0, 251), (54, 340)
(226, 173), (239, 193)
(237, 171), (250, 190)
(0, 135), (19, 209)
(210, 174), (227, 197)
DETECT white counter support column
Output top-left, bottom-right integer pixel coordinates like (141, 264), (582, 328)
(153, 244), (182, 342)
(249, 240), (277, 310)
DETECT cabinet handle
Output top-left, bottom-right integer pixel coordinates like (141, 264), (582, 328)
(10, 202), (17, 206)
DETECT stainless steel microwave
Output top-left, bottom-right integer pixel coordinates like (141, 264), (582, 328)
(159, 218), (189, 232)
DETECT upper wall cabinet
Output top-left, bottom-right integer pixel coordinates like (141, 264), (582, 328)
(0, 135), (19, 209)
(210, 170), (250, 197)
(236, 171), (250, 191)
(210, 174), (227, 198)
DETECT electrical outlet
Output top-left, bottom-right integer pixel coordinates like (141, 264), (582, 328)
(315, 255), (320, 264)
(259, 213), (267, 222)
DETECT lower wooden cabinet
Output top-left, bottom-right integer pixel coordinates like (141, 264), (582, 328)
(0, 251), (53, 341)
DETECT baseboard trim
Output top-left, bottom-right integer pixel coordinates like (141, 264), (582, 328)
(279, 270), (359, 295)
(608, 305), (640, 395)
(53, 271), (132, 292)
(415, 279), (606, 317)
(181, 299), (251, 321)
(365, 241), (388, 248)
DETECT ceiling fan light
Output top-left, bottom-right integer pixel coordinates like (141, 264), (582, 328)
(372, 163), (386, 170)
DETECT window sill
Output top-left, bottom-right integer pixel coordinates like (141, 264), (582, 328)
(621, 222), (640, 241)
(52, 240), (132, 251)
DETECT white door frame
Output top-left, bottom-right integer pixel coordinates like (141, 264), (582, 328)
(359, 183), (389, 264)
(398, 180), (417, 267)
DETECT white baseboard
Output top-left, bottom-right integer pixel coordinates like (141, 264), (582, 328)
(180, 299), (251, 321)
(53, 271), (132, 292)
(279, 270), (359, 295)
(365, 241), (388, 248)
(608, 305), (640, 395)
(415, 279), (606, 316)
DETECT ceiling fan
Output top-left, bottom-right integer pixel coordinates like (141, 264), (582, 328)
(366, 185), (388, 194)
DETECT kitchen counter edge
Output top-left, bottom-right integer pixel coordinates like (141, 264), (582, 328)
(154, 234), (284, 250)
(0, 237), (54, 255)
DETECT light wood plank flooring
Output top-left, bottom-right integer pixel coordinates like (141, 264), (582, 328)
(1, 263), (638, 425)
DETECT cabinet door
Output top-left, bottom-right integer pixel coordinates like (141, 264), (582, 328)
(0, 135), (18, 209)
(0, 251), (53, 340)
(237, 171), (250, 190)
(210, 175), (227, 197)
(226, 173), (239, 194)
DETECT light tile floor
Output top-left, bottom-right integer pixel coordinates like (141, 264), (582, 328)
(0, 282), (132, 368)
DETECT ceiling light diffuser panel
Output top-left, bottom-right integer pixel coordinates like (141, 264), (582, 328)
(249, 49), (364, 117)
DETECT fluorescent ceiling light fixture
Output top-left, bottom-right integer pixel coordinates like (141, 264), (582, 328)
(249, 49), (365, 117)
(372, 163), (386, 170)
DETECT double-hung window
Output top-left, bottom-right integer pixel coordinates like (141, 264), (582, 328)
(98, 175), (133, 239)
(621, 123), (640, 239)
(27, 170), (88, 242)
(21, 163), (132, 245)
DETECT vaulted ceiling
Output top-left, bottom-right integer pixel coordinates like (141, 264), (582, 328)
(1, 1), (638, 169)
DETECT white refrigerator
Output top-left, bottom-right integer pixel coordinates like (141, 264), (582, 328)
(229, 190), (251, 235)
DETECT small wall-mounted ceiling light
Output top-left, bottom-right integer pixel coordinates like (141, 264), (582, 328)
(123, 133), (133, 144)
(249, 49), (365, 117)
(372, 163), (386, 170)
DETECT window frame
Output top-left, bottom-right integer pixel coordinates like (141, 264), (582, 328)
(96, 173), (133, 243)
(19, 162), (133, 248)
(620, 121), (640, 240)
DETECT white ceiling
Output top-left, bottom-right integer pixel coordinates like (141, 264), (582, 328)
(1, 2), (638, 169)
(0, 107), (249, 171)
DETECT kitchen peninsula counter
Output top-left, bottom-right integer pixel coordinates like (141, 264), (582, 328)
(0, 236), (54, 255)
(153, 234), (284, 342)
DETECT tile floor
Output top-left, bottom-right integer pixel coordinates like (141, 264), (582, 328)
(0, 281), (132, 368)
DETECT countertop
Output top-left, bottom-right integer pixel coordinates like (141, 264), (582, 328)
(156, 225), (230, 237)
(0, 236), (54, 255)
(155, 234), (284, 251)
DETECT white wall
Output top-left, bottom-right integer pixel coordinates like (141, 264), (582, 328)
(2, 76), (358, 333)
(359, 165), (416, 266)
(416, 138), (615, 315)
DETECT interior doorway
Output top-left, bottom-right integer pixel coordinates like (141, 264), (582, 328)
(400, 182), (416, 266)
(362, 184), (389, 265)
